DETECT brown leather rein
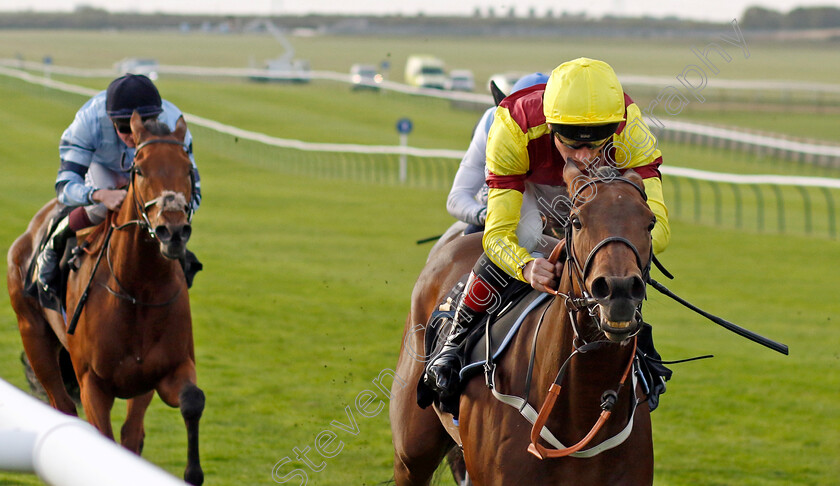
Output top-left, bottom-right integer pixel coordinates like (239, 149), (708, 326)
(526, 176), (649, 459)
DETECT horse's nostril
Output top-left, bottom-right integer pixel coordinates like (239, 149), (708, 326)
(630, 276), (646, 301)
(181, 225), (192, 241)
(155, 226), (171, 242)
(592, 276), (645, 302)
(591, 277), (610, 300)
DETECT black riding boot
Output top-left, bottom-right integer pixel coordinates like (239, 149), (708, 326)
(179, 249), (203, 289)
(36, 216), (73, 292)
(423, 301), (483, 397)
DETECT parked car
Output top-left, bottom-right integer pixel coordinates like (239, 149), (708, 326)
(350, 64), (383, 90)
(404, 55), (447, 90)
(449, 69), (475, 92)
(115, 58), (159, 81)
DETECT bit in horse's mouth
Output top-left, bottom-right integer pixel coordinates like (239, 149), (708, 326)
(600, 317), (637, 342)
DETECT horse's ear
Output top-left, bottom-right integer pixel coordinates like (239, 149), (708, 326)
(173, 116), (187, 142)
(562, 160), (585, 194)
(130, 111), (147, 145)
(623, 168), (644, 188)
(490, 80), (506, 106)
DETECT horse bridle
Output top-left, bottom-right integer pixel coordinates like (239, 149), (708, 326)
(103, 138), (194, 306)
(126, 138), (195, 240)
(561, 176), (653, 341)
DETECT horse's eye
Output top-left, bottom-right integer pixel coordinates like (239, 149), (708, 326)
(571, 217), (582, 230)
(647, 219), (656, 232)
(134, 168), (143, 177)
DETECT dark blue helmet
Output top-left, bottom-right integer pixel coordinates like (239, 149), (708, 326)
(106, 74), (162, 119)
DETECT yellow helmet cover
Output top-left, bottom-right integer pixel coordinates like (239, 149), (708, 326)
(543, 57), (626, 126)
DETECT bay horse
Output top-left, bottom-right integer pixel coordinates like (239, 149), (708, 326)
(390, 161), (656, 485)
(7, 112), (204, 485)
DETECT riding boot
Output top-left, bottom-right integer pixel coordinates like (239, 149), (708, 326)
(636, 322), (672, 411)
(179, 248), (203, 289)
(423, 300), (484, 397)
(35, 216), (73, 292)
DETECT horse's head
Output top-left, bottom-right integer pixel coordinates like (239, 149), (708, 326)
(128, 111), (194, 260)
(562, 161), (654, 342)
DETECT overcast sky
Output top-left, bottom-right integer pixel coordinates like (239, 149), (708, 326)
(2, 0), (840, 22)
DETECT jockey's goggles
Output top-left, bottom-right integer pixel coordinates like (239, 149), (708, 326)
(554, 132), (611, 150)
(112, 116), (155, 134)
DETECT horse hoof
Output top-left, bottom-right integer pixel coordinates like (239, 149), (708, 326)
(184, 466), (204, 486)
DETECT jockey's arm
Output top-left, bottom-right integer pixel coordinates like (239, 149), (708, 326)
(614, 102), (671, 255)
(182, 128), (202, 212)
(56, 108), (99, 207)
(482, 110), (536, 283)
(642, 177), (670, 255)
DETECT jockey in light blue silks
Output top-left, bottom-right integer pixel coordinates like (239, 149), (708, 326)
(35, 74), (201, 292)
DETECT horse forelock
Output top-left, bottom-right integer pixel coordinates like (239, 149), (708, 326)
(143, 119), (172, 136)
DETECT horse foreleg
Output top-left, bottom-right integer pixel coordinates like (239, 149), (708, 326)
(121, 391), (154, 454)
(78, 370), (116, 439)
(157, 362), (204, 486)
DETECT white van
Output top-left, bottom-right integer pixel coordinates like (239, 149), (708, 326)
(115, 58), (159, 81)
(404, 55), (447, 90)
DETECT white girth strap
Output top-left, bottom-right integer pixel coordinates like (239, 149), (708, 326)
(489, 366), (638, 458)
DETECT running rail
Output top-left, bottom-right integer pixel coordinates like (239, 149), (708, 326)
(0, 378), (188, 485)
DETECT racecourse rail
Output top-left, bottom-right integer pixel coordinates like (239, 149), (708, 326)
(1, 63), (838, 239)
(0, 378), (189, 485)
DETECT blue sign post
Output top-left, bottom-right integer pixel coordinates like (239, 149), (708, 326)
(43, 55), (53, 80)
(396, 118), (413, 183)
(396, 118), (413, 135)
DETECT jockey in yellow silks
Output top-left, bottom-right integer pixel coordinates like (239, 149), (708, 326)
(424, 58), (671, 398)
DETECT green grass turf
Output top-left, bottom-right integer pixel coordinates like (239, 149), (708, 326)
(4, 28), (840, 146)
(2, 29), (840, 84)
(0, 61), (838, 485)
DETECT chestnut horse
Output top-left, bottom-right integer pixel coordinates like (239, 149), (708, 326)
(391, 161), (655, 485)
(7, 112), (204, 485)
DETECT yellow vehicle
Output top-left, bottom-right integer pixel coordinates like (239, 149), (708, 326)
(404, 55), (447, 89)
